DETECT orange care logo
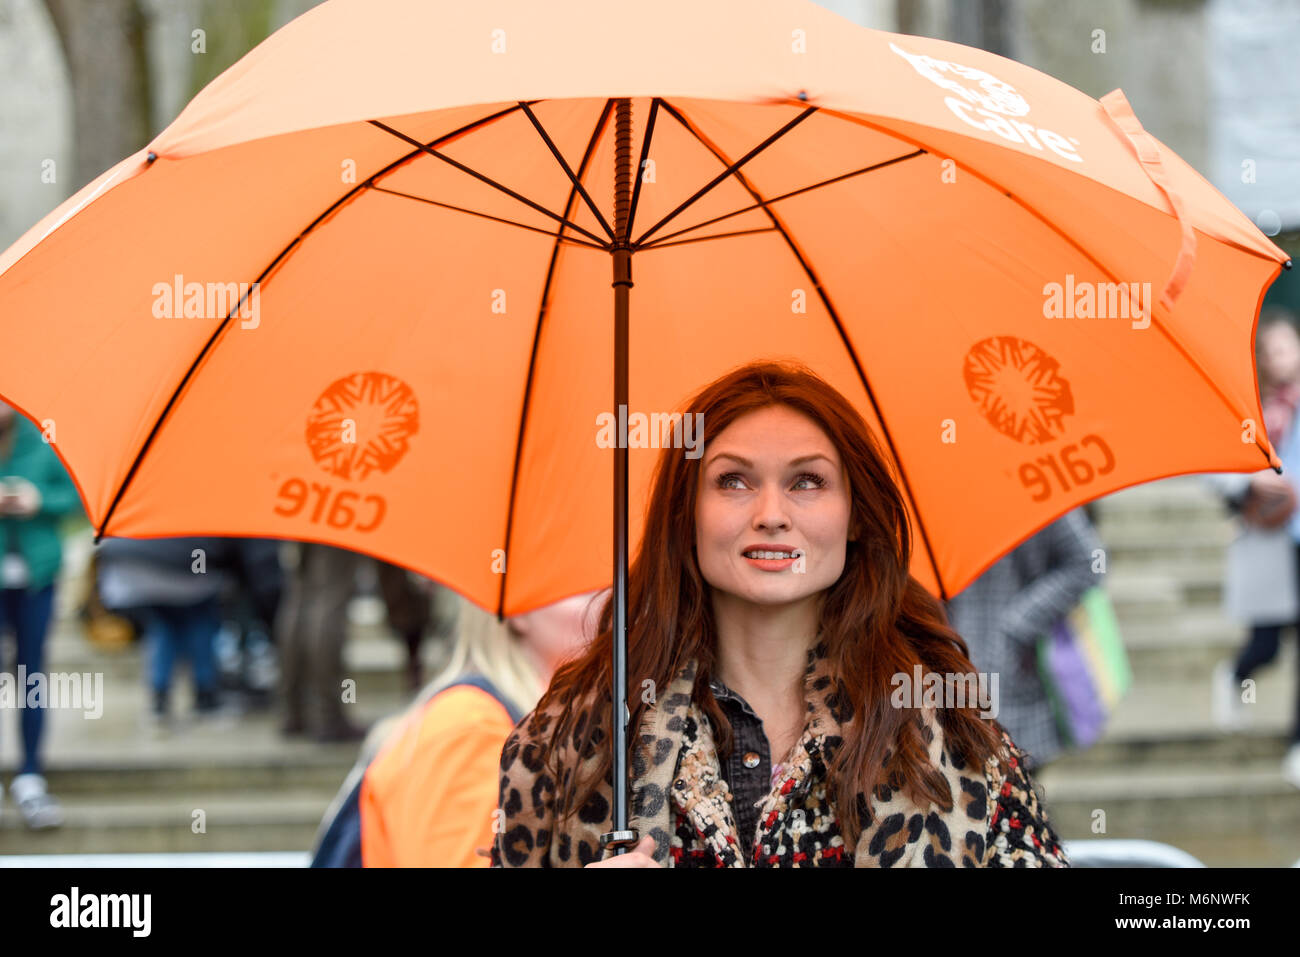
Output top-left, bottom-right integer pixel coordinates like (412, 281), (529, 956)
(963, 336), (1073, 445)
(306, 372), (418, 481)
(962, 336), (1116, 502)
(272, 372), (416, 534)
(888, 41), (1083, 163)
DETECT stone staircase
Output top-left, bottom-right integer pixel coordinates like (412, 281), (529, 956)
(3, 478), (1299, 865)
(1038, 477), (1300, 867)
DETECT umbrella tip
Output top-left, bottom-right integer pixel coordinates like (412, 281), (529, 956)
(797, 90), (808, 101)
(146, 151), (157, 165)
(1285, 259), (1293, 271)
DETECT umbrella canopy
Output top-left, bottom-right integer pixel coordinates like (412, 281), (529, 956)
(0, 0), (1288, 615)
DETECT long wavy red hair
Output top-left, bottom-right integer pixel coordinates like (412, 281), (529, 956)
(537, 359), (1009, 852)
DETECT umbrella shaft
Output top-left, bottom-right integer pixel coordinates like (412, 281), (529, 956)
(612, 262), (629, 842)
(611, 97), (634, 854)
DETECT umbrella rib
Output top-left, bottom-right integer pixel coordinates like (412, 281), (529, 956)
(637, 149), (925, 251)
(519, 102), (616, 242)
(367, 183), (607, 249)
(819, 106), (1283, 472)
(369, 120), (611, 248)
(496, 100), (616, 619)
(93, 103), (530, 542)
(631, 105), (817, 247)
(659, 99), (950, 599)
(636, 226), (780, 250)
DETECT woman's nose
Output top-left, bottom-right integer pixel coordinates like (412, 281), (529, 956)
(752, 482), (791, 530)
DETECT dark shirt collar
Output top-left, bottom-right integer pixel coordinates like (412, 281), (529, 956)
(708, 674), (761, 720)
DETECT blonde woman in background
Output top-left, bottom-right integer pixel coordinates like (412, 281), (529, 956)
(354, 588), (604, 866)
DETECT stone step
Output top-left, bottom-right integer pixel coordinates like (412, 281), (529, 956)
(1117, 613), (1243, 650)
(1091, 476), (1235, 517)
(1052, 728), (1293, 770)
(0, 789), (332, 855)
(1083, 572), (1237, 619)
(34, 748), (363, 797)
(1106, 560), (1225, 594)
(1022, 655), (1295, 776)
(1097, 656), (1294, 737)
(1096, 535), (1236, 566)
(0, 683), (410, 779)
(28, 620), (452, 706)
(1035, 759), (1300, 867)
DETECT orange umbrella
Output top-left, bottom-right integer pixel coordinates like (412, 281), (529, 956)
(0, 0), (1288, 849)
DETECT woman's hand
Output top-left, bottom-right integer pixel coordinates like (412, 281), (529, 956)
(1250, 471), (1291, 498)
(1243, 471), (1296, 528)
(584, 835), (661, 867)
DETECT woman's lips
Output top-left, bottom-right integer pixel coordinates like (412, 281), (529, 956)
(742, 548), (802, 571)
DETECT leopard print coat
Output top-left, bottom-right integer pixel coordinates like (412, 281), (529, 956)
(491, 640), (1069, 868)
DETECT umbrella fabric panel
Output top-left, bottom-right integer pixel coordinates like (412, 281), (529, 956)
(0, 118), (474, 522)
(756, 143), (1279, 592)
(104, 183), (560, 612)
(873, 115), (1284, 394)
(502, 231), (919, 612)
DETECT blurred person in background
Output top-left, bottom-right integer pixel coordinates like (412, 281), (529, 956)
(944, 507), (1104, 774)
(1203, 309), (1300, 788)
(275, 543), (370, 743)
(0, 400), (82, 829)
(307, 588), (601, 867)
(375, 557), (453, 694)
(95, 536), (283, 728)
(212, 540), (286, 708)
(276, 544), (444, 743)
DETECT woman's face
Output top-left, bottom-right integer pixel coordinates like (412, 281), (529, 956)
(1260, 322), (1300, 386)
(508, 589), (605, 669)
(694, 404), (853, 611)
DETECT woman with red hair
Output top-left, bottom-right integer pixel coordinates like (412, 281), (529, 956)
(491, 360), (1068, 868)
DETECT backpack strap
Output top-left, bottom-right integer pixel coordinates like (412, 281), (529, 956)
(440, 672), (525, 725)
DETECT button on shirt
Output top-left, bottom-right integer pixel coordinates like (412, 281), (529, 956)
(708, 676), (787, 855)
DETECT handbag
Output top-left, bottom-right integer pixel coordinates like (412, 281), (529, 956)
(1034, 586), (1131, 751)
(1223, 525), (1299, 625)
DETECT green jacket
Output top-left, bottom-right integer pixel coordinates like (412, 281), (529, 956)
(0, 415), (84, 591)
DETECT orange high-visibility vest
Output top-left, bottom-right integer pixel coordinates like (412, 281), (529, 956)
(360, 685), (517, 867)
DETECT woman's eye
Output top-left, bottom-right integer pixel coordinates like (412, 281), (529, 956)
(715, 472), (827, 491)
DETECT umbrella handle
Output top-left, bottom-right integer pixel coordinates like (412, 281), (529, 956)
(598, 830), (640, 852)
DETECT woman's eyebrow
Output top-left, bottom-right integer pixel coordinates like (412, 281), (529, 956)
(704, 452), (836, 468)
(788, 454), (835, 467)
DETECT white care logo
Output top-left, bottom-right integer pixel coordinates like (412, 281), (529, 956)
(889, 41), (1083, 163)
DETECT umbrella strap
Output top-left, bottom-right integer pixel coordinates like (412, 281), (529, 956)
(1098, 88), (1197, 315)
